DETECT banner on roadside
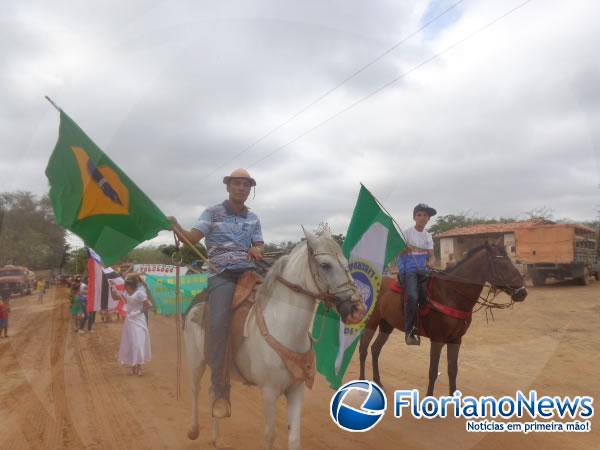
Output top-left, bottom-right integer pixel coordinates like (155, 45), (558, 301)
(133, 264), (189, 277)
(144, 273), (207, 316)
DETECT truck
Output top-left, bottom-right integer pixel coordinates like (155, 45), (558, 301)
(0, 265), (36, 295)
(515, 224), (600, 286)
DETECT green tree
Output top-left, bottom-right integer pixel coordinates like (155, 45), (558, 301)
(263, 242), (281, 253)
(524, 206), (554, 221)
(428, 212), (517, 235)
(63, 247), (87, 274)
(124, 246), (172, 264)
(0, 191), (67, 269)
(159, 243), (207, 266)
(263, 239), (302, 254)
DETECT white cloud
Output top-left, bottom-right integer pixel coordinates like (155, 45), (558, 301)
(1, 0), (598, 250)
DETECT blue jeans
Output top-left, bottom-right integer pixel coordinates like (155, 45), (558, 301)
(403, 271), (427, 336)
(207, 270), (245, 399)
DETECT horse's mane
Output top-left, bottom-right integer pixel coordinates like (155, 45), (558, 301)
(255, 251), (291, 307)
(441, 243), (489, 275)
(433, 241), (509, 285)
(255, 233), (342, 307)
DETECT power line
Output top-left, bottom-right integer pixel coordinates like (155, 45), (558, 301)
(248, 0), (534, 169)
(201, 0), (466, 179)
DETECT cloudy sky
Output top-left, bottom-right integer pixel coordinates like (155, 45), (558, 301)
(2, 0), (599, 248)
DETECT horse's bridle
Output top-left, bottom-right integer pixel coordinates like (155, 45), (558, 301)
(485, 248), (527, 300)
(276, 242), (357, 310)
(433, 245), (526, 311)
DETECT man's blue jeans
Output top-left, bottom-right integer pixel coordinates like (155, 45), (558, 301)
(207, 270), (244, 399)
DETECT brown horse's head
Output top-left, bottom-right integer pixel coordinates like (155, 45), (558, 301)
(483, 240), (528, 302)
(447, 239), (527, 302)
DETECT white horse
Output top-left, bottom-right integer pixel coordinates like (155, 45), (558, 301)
(184, 229), (366, 449)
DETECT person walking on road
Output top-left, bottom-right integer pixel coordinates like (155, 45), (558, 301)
(111, 277), (152, 376)
(37, 279), (46, 304)
(0, 287), (11, 338)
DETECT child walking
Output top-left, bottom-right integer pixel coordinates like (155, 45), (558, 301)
(0, 292), (10, 338)
(69, 283), (82, 331)
(37, 279), (46, 304)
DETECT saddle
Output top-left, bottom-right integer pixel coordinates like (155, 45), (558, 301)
(229, 271), (262, 370)
(389, 277), (432, 338)
(389, 277), (473, 323)
(208, 271), (315, 391)
(392, 274), (430, 308)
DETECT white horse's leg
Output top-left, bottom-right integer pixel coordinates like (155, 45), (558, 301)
(188, 361), (206, 440)
(208, 386), (222, 447)
(286, 383), (305, 450)
(211, 416), (220, 447)
(184, 306), (207, 441)
(261, 385), (279, 450)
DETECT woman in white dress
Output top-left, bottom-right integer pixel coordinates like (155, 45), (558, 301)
(111, 277), (152, 376)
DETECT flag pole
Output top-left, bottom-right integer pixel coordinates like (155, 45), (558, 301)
(44, 96), (62, 112)
(171, 225), (217, 273)
(173, 234), (182, 401)
(360, 183), (431, 270)
(359, 183), (408, 243)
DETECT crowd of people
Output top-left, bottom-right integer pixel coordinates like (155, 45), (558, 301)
(65, 274), (153, 376)
(0, 274), (153, 377)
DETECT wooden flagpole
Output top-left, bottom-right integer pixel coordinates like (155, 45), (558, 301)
(173, 233), (182, 401)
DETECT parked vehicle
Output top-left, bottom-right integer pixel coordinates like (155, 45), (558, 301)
(0, 265), (36, 295)
(515, 224), (599, 286)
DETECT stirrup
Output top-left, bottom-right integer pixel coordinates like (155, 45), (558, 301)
(212, 397), (231, 418)
(405, 334), (420, 346)
(405, 328), (421, 346)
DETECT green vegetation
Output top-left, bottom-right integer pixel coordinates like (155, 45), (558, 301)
(0, 191), (67, 269)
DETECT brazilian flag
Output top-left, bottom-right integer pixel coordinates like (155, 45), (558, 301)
(45, 110), (171, 265)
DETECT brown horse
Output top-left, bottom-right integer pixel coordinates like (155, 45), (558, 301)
(359, 240), (528, 395)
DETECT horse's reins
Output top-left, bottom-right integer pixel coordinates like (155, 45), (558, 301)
(306, 245), (356, 305)
(266, 243), (356, 309)
(426, 247), (525, 321)
(475, 252), (528, 323)
(275, 275), (336, 307)
(269, 242), (358, 343)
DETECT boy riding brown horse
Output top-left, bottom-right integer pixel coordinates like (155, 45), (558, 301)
(359, 240), (527, 395)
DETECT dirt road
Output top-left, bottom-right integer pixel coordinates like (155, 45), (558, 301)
(0, 283), (598, 449)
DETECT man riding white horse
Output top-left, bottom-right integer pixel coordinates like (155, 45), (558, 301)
(169, 168), (264, 418)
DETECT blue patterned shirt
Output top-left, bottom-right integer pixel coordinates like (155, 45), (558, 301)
(192, 201), (263, 276)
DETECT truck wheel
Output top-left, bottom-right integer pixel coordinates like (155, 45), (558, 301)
(531, 271), (546, 286)
(578, 268), (590, 286)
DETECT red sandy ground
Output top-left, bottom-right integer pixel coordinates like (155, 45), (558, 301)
(0, 282), (598, 449)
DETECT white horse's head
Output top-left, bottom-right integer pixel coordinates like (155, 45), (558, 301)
(303, 228), (366, 325)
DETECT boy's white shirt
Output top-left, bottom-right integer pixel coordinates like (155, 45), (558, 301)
(404, 227), (433, 252)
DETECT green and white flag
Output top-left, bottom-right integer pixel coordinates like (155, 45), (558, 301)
(313, 184), (405, 389)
